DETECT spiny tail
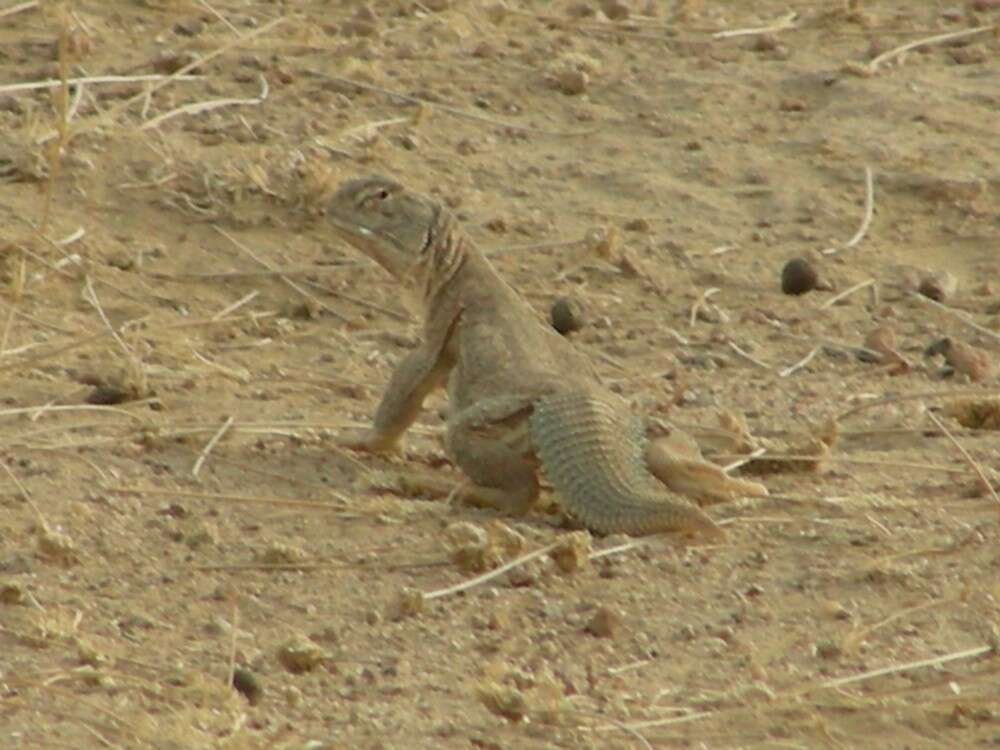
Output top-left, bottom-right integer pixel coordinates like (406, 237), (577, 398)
(529, 391), (720, 537)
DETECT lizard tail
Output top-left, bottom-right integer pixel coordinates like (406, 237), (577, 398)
(529, 391), (721, 538)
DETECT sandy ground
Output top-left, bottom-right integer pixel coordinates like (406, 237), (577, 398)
(1, 1), (999, 748)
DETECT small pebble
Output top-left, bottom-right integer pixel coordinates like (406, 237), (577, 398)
(917, 270), (957, 302)
(601, 0), (630, 20)
(549, 530), (591, 573)
(232, 667), (263, 705)
(173, 18), (205, 37)
(586, 606), (621, 638)
(554, 68), (588, 95)
(566, 1), (596, 17)
(86, 385), (131, 405)
(781, 257), (825, 295)
(925, 338), (992, 382)
(550, 296), (585, 336)
(814, 640), (842, 659)
(277, 634), (326, 674)
(386, 587), (425, 621)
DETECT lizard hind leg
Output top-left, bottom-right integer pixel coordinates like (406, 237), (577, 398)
(445, 397), (540, 516)
(530, 390), (722, 537)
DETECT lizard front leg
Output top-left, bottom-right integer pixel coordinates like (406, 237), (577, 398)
(339, 344), (453, 453)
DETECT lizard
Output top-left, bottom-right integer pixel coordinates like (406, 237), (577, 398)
(327, 174), (766, 538)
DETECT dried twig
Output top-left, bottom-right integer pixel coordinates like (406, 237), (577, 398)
(140, 74), (268, 131)
(226, 597), (239, 690)
(867, 25), (995, 73)
(0, 458), (46, 524)
(727, 341), (771, 370)
(38, 17), (286, 143)
(836, 387), (1000, 421)
(0, 74), (201, 96)
(0, 1), (38, 21)
(599, 643), (995, 734)
(424, 541), (561, 600)
(779, 346), (820, 377)
(82, 277), (132, 356)
(192, 416), (235, 477)
(817, 644), (993, 690)
(713, 11), (798, 39)
(821, 279), (875, 309)
(910, 291), (1000, 347)
(689, 287), (720, 327)
(925, 409), (1000, 508)
(212, 290), (259, 321)
(822, 166), (874, 255)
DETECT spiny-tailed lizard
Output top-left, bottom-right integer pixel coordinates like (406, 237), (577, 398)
(328, 175), (766, 538)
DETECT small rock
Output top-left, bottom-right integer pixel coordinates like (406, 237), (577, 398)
(917, 270), (958, 302)
(0, 580), (26, 605)
(779, 98), (807, 112)
(583, 226), (618, 259)
(814, 640), (842, 659)
(397, 133), (419, 151)
(232, 667), (263, 705)
(623, 217), (651, 232)
(750, 34), (779, 52)
(550, 296), (585, 336)
(36, 524), (78, 566)
(86, 385), (131, 405)
(781, 257), (827, 295)
(277, 634), (326, 674)
(554, 68), (588, 96)
(445, 522), (497, 573)
(549, 531), (591, 574)
(173, 18), (205, 37)
(471, 41), (496, 58)
(949, 45), (988, 65)
(586, 606), (621, 638)
(151, 50), (200, 75)
(601, 0), (630, 20)
(484, 2), (509, 23)
(477, 681), (528, 722)
(861, 325), (910, 374)
(387, 587), (425, 621)
(342, 6), (378, 36)
(505, 559), (542, 587)
(487, 521), (525, 557)
(0, 95), (23, 114)
(925, 338), (992, 382)
(256, 541), (308, 565)
(566, 1), (596, 17)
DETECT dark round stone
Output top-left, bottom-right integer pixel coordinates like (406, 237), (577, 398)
(550, 296), (584, 335)
(781, 257), (820, 295)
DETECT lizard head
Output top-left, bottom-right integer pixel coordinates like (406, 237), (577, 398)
(327, 175), (440, 281)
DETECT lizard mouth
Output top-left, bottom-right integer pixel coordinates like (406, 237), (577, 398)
(328, 217), (408, 279)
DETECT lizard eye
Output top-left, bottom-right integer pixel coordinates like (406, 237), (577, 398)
(361, 187), (391, 210)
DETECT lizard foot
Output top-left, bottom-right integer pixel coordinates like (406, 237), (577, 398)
(336, 428), (399, 454)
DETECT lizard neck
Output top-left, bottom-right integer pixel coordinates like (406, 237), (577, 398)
(420, 208), (471, 311)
